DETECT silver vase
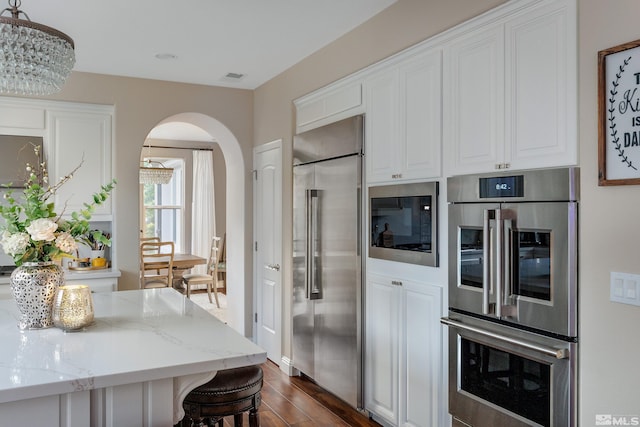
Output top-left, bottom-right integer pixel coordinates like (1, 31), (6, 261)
(10, 262), (65, 330)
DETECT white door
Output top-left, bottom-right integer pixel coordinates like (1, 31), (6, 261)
(253, 140), (282, 364)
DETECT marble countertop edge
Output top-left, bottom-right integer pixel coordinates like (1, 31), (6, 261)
(0, 289), (266, 404)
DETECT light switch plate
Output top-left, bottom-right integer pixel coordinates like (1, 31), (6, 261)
(610, 272), (640, 307)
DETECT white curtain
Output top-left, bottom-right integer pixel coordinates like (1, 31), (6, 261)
(191, 150), (216, 274)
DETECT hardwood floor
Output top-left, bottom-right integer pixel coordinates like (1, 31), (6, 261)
(216, 361), (381, 427)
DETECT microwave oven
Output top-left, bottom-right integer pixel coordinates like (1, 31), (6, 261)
(368, 181), (439, 267)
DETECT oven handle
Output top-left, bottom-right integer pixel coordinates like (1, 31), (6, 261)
(440, 317), (570, 359)
(495, 209), (504, 318)
(482, 209), (494, 315)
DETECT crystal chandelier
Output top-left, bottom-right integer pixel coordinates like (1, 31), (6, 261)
(140, 142), (174, 185)
(0, 0), (75, 95)
(139, 160), (174, 185)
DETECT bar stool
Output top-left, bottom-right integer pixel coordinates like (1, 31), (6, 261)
(181, 365), (263, 427)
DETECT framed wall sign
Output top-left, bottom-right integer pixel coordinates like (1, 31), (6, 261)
(599, 39), (640, 185)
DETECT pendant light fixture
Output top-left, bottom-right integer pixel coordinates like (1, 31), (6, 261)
(0, 0), (75, 95)
(139, 142), (174, 185)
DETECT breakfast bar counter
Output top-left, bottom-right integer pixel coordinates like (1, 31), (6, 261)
(0, 288), (266, 426)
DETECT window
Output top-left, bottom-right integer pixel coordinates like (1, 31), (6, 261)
(142, 158), (185, 252)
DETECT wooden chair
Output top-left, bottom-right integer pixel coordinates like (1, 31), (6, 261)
(182, 236), (221, 307)
(217, 233), (227, 294)
(140, 241), (175, 289)
(140, 236), (160, 248)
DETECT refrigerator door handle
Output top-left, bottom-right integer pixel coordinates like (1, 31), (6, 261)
(306, 189), (321, 300)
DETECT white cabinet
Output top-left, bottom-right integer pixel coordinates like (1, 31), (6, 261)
(294, 80), (363, 133)
(504, 0), (576, 171)
(365, 273), (443, 427)
(444, 26), (504, 175)
(47, 104), (114, 219)
(365, 274), (400, 424)
(444, 0), (576, 175)
(366, 50), (442, 184)
(0, 97), (46, 131)
(66, 276), (118, 293)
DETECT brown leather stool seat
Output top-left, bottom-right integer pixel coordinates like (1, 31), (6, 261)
(181, 365), (263, 427)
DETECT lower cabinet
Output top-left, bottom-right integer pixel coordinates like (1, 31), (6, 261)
(65, 273), (119, 293)
(365, 273), (444, 427)
(0, 273), (118, 299)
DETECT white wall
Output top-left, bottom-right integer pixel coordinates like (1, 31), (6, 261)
(578, 0), (640, 423)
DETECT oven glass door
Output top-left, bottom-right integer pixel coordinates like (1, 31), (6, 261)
(446, 315), (573, 427)
(370, 195), (434, 252)
(461, 337), (550, 426)
(449, 202), (577, 337)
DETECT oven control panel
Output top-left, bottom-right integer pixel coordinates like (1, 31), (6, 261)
(479, 175), (524, 198)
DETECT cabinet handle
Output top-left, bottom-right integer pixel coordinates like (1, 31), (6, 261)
(391, 280), (403, 286)
(391, 173), (403, 179)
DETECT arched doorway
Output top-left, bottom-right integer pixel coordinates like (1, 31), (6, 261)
(141, 112), (249, 336)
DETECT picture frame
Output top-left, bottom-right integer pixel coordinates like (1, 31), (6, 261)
(598, 39), (640, 185)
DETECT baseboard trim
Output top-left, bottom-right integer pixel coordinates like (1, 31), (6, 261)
(279, 356), (299, 377)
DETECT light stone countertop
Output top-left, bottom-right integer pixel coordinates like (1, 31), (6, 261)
(0, 288), (266, 404)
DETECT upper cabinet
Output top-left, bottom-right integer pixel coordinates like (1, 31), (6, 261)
(47, 104), (114, 219)
(295, 79), (363, 134)
(444, 0), (577, 175)
(366, 50), (442, 184)
(444, 26), (504, 175)
(0, 98), (114, 220)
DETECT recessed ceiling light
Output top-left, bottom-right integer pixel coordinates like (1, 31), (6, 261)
(155, 53), (177, 60)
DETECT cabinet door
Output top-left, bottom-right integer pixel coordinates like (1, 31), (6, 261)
(366, 70), (401, 183)
(365, 274), (400, 426)
(48, 106), (113, 218)
(296, 82), (363, 133)
(400, 51), (442, 181)
(505, 0), (576, 169)
(399, 280), (443, 427)
(445, 26), (504, 175)
(66, 277), (117, 292)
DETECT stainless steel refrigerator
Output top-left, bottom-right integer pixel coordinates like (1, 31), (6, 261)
(292, 115), (363, 409)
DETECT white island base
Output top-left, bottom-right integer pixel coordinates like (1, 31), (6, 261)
(0, 288), (266, 426)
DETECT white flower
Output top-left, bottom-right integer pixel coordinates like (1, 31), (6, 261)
(0, 231), (30, 256)
(55, 232), (77, 253)
(26, 218), (58, 242)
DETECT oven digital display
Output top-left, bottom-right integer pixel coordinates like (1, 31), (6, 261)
(479, 175), (524, 198)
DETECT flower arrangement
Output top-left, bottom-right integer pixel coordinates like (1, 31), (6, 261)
(0, 143), (116, 266)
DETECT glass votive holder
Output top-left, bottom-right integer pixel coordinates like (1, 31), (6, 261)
(52, 284), (95, 331)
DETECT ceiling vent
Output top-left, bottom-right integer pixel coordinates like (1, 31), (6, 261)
(221, 72), (246, 82)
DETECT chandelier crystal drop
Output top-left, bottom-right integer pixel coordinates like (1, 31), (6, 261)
(0, 0), (75, 96)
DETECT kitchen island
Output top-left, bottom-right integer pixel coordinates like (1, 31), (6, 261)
(0, 288), (266, 426)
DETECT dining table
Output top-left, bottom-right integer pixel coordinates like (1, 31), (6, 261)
(171, 252), (207, 287)
(0, 288), (266, 426)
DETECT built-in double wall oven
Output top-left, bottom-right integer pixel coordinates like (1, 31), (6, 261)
(442, 167), (579, 427)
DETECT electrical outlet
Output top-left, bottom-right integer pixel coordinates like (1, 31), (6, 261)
(610, 272), (640, 307)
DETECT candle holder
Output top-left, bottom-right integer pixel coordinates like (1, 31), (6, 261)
(52, 285), (95, 331)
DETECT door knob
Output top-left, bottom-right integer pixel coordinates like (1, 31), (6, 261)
(266, 264), (280, 271)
